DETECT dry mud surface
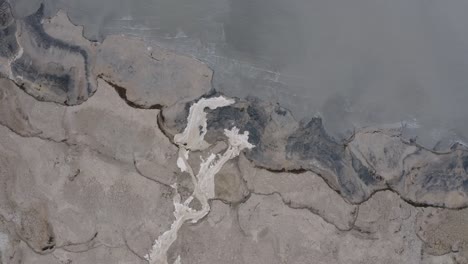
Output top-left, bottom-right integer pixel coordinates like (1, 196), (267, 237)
(1, 2), (468, 264)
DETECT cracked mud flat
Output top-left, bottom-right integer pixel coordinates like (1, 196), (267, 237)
(1, 2), (468, 264)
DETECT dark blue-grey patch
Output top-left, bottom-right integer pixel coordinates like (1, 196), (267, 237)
(207, 98), (269, 146)
(462, 179), (468, 193)
(207, 106), (244, 130)
(420, 159), (467, 192)
(0, 0), (14, 28)
(12, 54), (74, 100)
(0, 22), (18, 58)
(463, 156), (468, 173)
(0, 0), (18, 59)
(18, 4), (92, 101)
(286, 118), (343, 167)
(350, 153), (379, 186)
(274, 106), (287, 116)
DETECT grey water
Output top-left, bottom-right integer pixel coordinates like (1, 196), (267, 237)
(10, 0), (468, 149)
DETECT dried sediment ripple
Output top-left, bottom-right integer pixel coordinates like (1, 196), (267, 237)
(0, 3), (96, 105)
(160, 95), (468, 208)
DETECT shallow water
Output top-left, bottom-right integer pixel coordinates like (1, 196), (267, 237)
(10, 0), (468, 148)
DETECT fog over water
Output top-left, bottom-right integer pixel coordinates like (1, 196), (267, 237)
(10, 0), (468, 149)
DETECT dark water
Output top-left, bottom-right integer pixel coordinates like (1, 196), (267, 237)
(10, 0), (468, 148)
